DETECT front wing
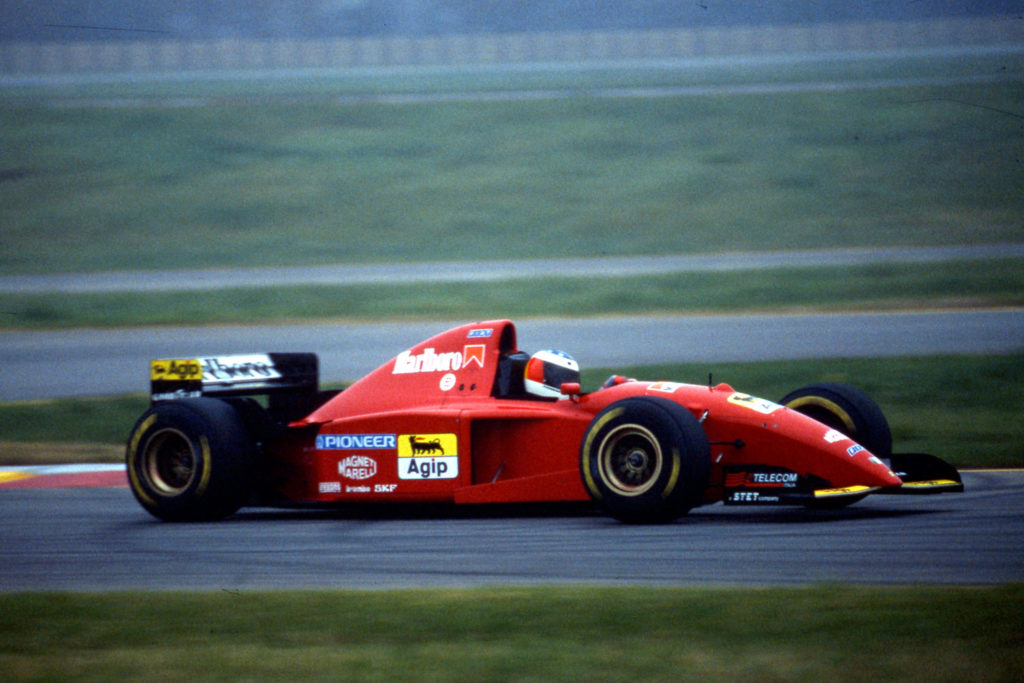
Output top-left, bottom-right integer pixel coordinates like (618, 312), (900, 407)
(723, 454), (962, 506)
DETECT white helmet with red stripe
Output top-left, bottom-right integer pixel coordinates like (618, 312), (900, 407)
(523, 349), (580, 399)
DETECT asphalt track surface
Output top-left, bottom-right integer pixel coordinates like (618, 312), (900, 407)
(0, 470), (1020, 591)
(2, 308), (1022, 401)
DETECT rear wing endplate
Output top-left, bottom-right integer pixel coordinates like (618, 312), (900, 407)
(150, 353), (318, 402)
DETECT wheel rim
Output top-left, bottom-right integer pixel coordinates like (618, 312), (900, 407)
(597, 424), (663, 496)
(142, 428), (196, 495)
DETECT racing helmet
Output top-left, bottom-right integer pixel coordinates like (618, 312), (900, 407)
(523, 349), (580, 399)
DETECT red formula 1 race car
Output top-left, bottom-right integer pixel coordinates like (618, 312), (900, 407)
(126, 319), (962, 523)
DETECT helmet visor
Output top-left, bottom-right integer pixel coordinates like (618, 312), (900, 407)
(544, 363), (579, 389)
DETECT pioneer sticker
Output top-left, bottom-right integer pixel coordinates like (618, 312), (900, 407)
(316, 434), (396, 450)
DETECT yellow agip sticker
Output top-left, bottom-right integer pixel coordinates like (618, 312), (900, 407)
(398, 433), (458, 458)
(150, 359), (203, 381)
(397, 434), (458, 480)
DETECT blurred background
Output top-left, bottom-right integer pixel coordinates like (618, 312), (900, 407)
(0, 2), (1022, 465)
(2, 1), (1021, 72)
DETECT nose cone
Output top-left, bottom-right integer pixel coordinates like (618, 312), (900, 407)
(847, 444), (903, 488)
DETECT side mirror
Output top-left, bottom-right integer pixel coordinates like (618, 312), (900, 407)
(560, 382), (582, 397)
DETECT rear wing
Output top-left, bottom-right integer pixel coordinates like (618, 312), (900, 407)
(150, 353), (318, 402)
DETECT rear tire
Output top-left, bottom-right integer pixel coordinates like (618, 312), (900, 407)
(581, 398), (710, 523)
(126, 398), (255, 521)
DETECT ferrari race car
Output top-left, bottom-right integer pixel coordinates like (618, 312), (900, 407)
(126, 319), (962, 523)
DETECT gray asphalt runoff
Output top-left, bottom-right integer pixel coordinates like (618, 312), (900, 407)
(2, 309), (1023, 401)
(0, 470), (1020, 591)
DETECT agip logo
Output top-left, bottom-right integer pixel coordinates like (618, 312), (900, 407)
(397, 434), (458, 480)
(150, 359), (202, 381)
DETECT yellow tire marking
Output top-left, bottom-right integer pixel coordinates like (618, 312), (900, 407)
(581, 407), (624, 500)
(194, 435), (212, 497)
(127, 415), (157, 506)
(785, 396), (855, 434)
(661, 448), (681, 499)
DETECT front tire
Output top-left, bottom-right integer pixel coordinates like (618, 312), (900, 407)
(779, 382), (892, 457)
(780, 383), (892, 509)
(581, 398), (710, 523)
(126, 398), (255, 521)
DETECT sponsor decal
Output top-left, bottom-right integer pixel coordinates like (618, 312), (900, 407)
(847, 444), (865, 456)
(374, 484), (398, 493)
(339, 455), (377, 480)
(440, 373), (457, 391)
(727, 491), (780, 503)
(316, 434), (396, 450)
(648, 382), (684, 393)
(398, 433), (459, 480)
(823, 429), (847, 443)
(392, 345), (486, 374)
(724, 471), (798, 489)
(319, 481), (342, 494)
(201, 355), (281, 383)
(152, 390), (202, 401)
(467, 328), (493, 338)
(463, 344), (486, 368)
(151, 359), (202, 381)
(727, 393), (781, 415)
(346, 485), (371, 493)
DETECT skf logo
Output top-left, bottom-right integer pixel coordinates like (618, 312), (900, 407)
(151, 359), (202, 381)
(398, 434), (458, 480)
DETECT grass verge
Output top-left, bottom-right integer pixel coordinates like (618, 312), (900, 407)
(2, 67), (1022, 275)
(3, 258), (1022, 329)
(2, 354), (1021, 469)
(1, 585), (1022, 681)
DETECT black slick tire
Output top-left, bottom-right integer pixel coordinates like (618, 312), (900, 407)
(126, 398), (255, 522)
(580, 397), (710, 523)
(780, 383), (892, 509)
(779, 382), (892, 457)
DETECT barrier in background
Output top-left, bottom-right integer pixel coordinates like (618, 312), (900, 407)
(1, 17), (1021, 75)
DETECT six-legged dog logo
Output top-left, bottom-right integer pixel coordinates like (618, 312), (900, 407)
(408, 435), (445, 456)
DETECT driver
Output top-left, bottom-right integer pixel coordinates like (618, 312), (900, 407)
(523, 349), (580, 399)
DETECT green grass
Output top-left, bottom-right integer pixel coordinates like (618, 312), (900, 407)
(2, 586), (1022, 681)
(3, 259), (1022, 330)
(2, 354), (1020, 469)
(2, 60), (1022, 275)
